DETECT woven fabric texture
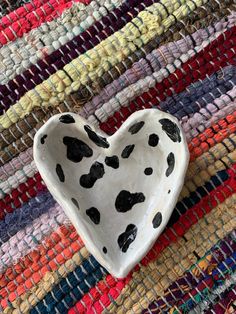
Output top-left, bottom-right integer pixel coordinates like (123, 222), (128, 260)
(0, 0), (236, 313)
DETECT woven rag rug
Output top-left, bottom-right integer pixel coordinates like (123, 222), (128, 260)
(0, 0), (236, 313)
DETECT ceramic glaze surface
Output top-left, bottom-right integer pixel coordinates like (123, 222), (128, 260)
(33, 109), (189, 278)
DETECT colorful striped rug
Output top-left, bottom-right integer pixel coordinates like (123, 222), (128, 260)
(0, 0), (236, 313)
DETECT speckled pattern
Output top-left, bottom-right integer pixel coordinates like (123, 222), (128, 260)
(34, 110), (189, 278)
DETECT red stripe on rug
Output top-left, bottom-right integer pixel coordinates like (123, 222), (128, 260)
(0, 0), (90, 45)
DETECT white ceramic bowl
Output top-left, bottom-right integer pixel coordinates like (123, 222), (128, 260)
(33, 109), (189, 278)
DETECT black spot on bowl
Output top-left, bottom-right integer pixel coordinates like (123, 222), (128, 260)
(121, 144), (135, 158)
(71, 198), (80, 209)
(148, 134), (159, 147)
(115, 190), (145, 212)
(86, 207), (100, 225)
(103, 247), (107, 254)
(128, 121), (145, 134)
(59, 114), (75, 124)
(80, 161), (105, 188)
(105, 155), (119, 169)
(84, 125), (109, 148)
(144, 167), (153, 175)
(159, 118), (181, 142)
(166, 152), (175, 177)
(118, 224), (138, 253)
(56, 164), (65, 182)
(40, 134), (47, 144)
(152, 212), (162, 228)
(63, 136), (93, 163)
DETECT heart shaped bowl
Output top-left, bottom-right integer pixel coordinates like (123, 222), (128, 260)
(33, 108), (189, 278)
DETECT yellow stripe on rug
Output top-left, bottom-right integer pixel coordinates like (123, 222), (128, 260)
(0, 0), (206, 129)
